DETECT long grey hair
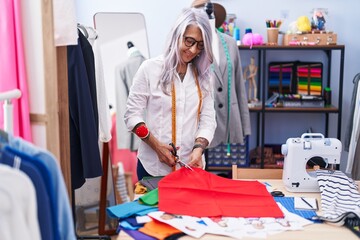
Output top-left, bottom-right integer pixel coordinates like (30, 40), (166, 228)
(160, 7), (213, 94)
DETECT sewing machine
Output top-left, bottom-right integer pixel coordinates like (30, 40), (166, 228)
(281, 133), (342, 192)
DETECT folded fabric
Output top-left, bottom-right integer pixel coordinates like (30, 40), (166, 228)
(107, 200), (158, 219)
(158, 168), (284, 218)
(138, 220), (182, 240)
(119, 226), (157, 240)
(139, 188), (159, 206)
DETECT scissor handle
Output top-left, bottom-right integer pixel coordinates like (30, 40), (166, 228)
(169, 143), (177, 156)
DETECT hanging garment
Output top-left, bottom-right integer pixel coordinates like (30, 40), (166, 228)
(0, 0), (32, 142)
(1, 148), (55, 240)
(115, 48), (146, 150)
(53, 0), (78, 46)
(158, 168), (283, 218)
(344, 73), (360, 151)
(346, 82), (360, 175)
(67, 30), (102, 189)
(210, 31), (251, 148)
(0, 164), (41, 240)
(7, 134), (76, 240)
(86, 27), (112, 143)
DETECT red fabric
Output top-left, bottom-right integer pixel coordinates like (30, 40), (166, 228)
(158, 168), (284, 218)
(109, 114), (138, 185)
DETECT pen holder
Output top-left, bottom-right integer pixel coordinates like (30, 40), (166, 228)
(267, 28), (279, 45)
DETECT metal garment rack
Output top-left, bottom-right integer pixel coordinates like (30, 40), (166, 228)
(0, 89), (22, 134)
(0, 89), (110, 239)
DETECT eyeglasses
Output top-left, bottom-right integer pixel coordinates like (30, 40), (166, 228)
(183, 36), (204, 50)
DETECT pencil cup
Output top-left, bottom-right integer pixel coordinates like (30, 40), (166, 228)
(267, 28), (279, 45)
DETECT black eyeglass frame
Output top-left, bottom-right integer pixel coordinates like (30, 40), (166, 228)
(183, 36), (204, 50)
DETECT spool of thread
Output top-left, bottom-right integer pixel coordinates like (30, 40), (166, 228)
(324, 87), (332, 106)
(233, 27), (241, 45)
(245, 28), (252, 34)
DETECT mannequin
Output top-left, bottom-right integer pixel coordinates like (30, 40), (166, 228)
(204, 2), (219, 64)
(243, 57), (258, 103)
(126, 41), (139, 57)
(192, 0), (251, 149)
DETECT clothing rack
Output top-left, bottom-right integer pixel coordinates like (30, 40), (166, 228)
(71, 24), (113, 240)
(0, 89), (21, 134)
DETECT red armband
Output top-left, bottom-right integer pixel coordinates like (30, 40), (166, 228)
(135, 125), (150, 139)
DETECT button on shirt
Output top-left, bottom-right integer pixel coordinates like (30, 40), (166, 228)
(124, 55), (216, 176)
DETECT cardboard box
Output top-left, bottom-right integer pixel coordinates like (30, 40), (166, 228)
(283, 32), (337, 46)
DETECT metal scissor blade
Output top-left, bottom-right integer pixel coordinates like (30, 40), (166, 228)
(177, 159), (194, 171)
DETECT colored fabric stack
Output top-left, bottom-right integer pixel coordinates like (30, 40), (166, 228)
(297, 65), (322, 95)
(158, 168), (284, 218)
(268, 64), (293, 95)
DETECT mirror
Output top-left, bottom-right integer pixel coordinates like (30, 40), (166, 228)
(93, 12), (150, 235)
(93, 12), (150, 110)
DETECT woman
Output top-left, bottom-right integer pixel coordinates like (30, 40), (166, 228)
(124, 7), (216, 179)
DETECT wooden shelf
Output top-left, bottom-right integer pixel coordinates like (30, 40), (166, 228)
(249, 105), (338, 113)
(240, 45), (345, 168)
(238, 44), (345, 51)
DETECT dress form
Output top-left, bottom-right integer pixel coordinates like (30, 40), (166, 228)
(204, 3), (219, 64)
(127, 41), (139, 57)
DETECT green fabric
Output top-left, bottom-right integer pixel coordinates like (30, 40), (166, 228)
(139, 188), (159, 206)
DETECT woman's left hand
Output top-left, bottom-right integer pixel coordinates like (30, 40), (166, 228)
(188, 148), (203, 168)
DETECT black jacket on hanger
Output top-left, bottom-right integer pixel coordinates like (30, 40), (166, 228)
(67, 30), (102, 190)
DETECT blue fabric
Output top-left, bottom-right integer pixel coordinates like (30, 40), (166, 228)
(123, 217), (145, 228)
(0, 149), (55, 240)
(120, 221), (139, 230)
(8, 135), (76, 240)
(107, 200), (158, 219)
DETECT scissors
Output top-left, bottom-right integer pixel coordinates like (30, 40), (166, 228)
(169, 143), (194, 171)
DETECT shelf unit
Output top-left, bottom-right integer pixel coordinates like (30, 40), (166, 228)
(240, 45), (345, 168)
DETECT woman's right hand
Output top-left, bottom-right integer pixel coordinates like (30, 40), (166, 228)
(142, 131), (177, 168)
(155, 143), (177, 168)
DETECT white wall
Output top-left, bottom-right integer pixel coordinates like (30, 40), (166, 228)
(74, 0), (360, 171)
(21, 0), (47, 149)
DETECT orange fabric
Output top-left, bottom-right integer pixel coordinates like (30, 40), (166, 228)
(138, 220), (182, 240)
(158, 168), (284, 218)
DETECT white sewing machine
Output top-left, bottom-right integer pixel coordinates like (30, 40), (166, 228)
(281, 133), (342, 192)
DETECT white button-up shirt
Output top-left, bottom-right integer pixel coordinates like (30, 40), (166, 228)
(124, 55), (216, 176)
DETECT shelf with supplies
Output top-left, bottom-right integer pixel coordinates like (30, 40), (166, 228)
(239, 44), (345, 168)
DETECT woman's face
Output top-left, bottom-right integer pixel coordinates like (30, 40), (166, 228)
(180, 24), (204, 63)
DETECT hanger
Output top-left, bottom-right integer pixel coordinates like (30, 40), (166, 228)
(86, 26), (98, 40)
(127, 41), (134, 49)
(77, 23), (89, 39)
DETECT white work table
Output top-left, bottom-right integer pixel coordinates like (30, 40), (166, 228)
(117, 179), (359, 240)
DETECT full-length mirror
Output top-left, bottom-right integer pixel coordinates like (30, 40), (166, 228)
(75, 12), (150, 236)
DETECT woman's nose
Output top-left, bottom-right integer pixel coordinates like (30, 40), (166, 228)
(189, 44), (198, 53)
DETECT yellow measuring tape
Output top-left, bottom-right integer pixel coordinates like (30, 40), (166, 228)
(171, 66), (202, 171)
